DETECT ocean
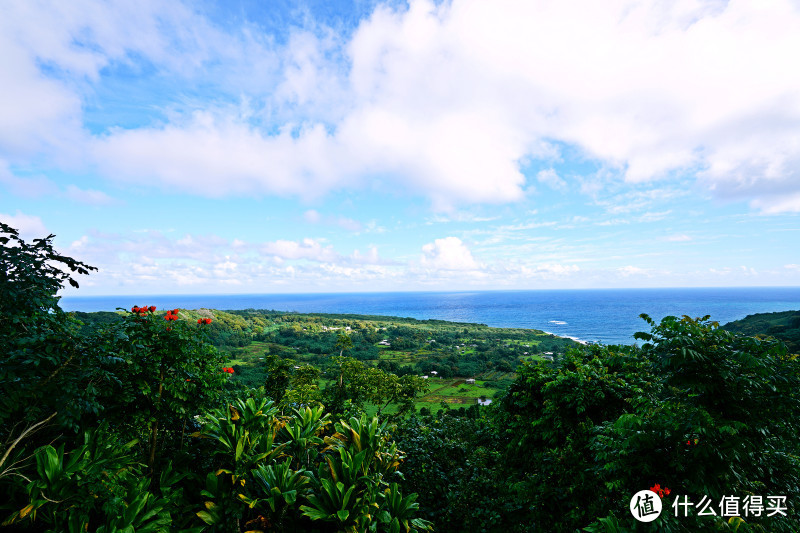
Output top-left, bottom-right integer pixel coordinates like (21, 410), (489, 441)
(60, 287), (800, 345)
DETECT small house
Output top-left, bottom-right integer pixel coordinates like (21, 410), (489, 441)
(465, 378), (475, 385)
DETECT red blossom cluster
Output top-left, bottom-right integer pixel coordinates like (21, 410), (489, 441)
(131, 305), (157, 316)
(222, 367), (234, 374)
(686, 438), (699, 446)
(197, 318), (212, 325)
(650, 484), (671, 498)
(164, 309), (180, 321)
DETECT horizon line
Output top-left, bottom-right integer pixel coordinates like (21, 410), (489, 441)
(60, 285), (800, 299)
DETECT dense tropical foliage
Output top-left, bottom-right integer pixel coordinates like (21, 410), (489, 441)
(2, 221), (799, 532)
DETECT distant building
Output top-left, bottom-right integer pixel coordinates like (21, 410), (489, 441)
(465, 378), (475, 385)
(477, 398), (492, 406)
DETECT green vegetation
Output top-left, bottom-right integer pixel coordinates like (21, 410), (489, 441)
(74, 302), (576, 414)
(723, 310), (800, 354)
(2, 221), (799, 532)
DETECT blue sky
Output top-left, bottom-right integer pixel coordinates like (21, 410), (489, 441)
(2, 0), (799, 295)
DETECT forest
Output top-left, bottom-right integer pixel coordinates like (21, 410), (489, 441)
(2, 221), (799, 532)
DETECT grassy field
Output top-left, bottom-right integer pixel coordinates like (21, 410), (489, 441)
(226, 344), (526, 414)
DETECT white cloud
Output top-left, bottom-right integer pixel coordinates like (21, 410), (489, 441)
(261, 238), (340, 262)
(618, 266), (649, 277)
(536, 169), (567, 191)
(0, 162), (59, 197)
(0, 0), (232, 162)
(0, 210), (49, 240)
(55, 229), (406, 293)
(750, 192), (800, 214)
(739, 265), (758, 276)
(1, 162), (117, 205)
(420, 236), (480, 271)
(351, 247), (378, 264)
(5, 0), (800, 214)
(71, 235), (89, 248)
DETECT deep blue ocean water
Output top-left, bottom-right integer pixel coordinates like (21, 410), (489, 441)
(60, 287), (800, 345)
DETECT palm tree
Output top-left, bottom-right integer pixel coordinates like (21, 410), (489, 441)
(334, 333), (353, 357)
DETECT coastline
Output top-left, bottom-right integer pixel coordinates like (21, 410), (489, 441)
(60, 287), (800, 346)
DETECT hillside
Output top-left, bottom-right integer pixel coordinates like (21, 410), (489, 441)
(723, 309), (800, 353)
(73, 307), (578, 414)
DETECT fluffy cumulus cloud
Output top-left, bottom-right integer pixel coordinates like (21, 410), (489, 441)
(4, 0), (799, 212)
(55, 229), (407, 293)
(0, 211), (48, 240)
(420, 237), (481, 271)
(261, 238), (340, 263)
(0, 0), (225, 160)
(618, 266), (649, 277)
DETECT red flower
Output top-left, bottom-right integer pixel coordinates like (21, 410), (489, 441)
(172, 309), (179, 315)
(132, 306), (139, 313)
(649, 484), (670, 498)
(149, 306), (156, 312)
(198, 319), (203, 324)
(205, 318), (212, 324)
